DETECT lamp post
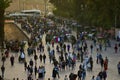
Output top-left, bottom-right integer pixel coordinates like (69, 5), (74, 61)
(44, 0), (47, 17)
(114, 14), (118, 40)
(114, 0), (117, 40)
(18, 0), (20, 11)
(44, 0), (48, 28)
(80, 4), (85, 31)
(23, 0), (25, 10)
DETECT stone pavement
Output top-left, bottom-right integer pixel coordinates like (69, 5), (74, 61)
(0, 33), (120, 80)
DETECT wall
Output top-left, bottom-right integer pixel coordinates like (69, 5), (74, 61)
(6, 0), (53, 14)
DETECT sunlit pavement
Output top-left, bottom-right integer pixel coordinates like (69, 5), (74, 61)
(0, 33), (120, 80)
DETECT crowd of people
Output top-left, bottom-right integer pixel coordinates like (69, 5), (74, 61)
(0, 16), (120, 80)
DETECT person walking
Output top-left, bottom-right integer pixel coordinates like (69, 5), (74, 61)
(1, 65), (5, 78)
(102, 70), (107, 80)
(77, 52), (80, 62)
(96, 53), (99, 64)
(1, 54), (6, 65)
(77, 69), (82, 80)
(29, 59), (34, 67)
(90, 44), (93, 54)
(43, 53), (46, 64)
(67, 44), (70, 52)
(39, 54), (43, 62)
(52, 67), (57, 79)
(34, 53), (38, 64)
(29, 66), (33, 75)
(27, 65), (30, 74)
(98, 71), (103, 80)
(81, 69), (86, 80)
(80, 51), (84, 63)
(118, 43), (120, 51)
(91, 76), (95, 80)
(54, 66), (60, 78)
(89, 56), (93, 71)
(38, 66), (45, 79)
(96, 74), (100, 80)
(24, 60), (27, 71)
(104, 57), (108, 71)
(64, 75), (68, 80)
(5, 49), (9, 58)
(69, 73), (77, 80)
(63, 44), (66, 52)
(51, 40), (54, 47)
(114, 44), (118, 53)
(99, 43), (103, 52)
(117, 61), (120, 74)
(100, 58), (104, 69)
(28, 74), (32, 80)
(34, 65), (37, 78)
(10, 55), (15, 66)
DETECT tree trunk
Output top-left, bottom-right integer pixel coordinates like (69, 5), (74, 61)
(0, 9), (5, 48)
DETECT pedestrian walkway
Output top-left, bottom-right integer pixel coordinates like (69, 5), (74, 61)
(0, 32), (120, 80)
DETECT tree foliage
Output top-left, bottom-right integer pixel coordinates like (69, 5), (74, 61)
(0, 0), (11, 9)
(0, 0), (12, 47)
(50, 0), (76, 18)
(50, 0), (120, 28)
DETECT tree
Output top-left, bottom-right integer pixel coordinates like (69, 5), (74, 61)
(50, 0), (120, 28)
(50, 0), (76, 18)
(0, 0), (11, 47)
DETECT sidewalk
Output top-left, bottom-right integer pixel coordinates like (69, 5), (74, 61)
(0, 29), (120, 80)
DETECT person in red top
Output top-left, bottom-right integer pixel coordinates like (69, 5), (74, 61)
(104, 57), (108, 71)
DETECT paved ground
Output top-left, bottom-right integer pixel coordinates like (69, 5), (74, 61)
(0, 31), (120, 80)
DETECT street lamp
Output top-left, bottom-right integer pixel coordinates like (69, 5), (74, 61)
(44, 0), (49, 17)
(18, 0), (20, 11)
(23, 0), (25, 10)
(114, 0), (117, 40)
(44, 0), (47, 17)
(80, 4), (85, 29)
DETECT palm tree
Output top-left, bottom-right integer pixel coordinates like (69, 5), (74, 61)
(0, 0), (11, 48)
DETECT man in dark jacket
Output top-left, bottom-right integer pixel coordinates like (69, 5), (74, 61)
(77, 69), (82, 80)
(1, 54), (6, 65)
(102, 70), (107, 80)
(29, 59), (34, 67)
(69, 73), (77, 80)
(1, 65), (5, 78)
(39, 54), (43, 62)
(43, 53), (46, 64)
(52, 68), (57, 79)
(34, 65), (37, 78)
(10, 55), (14, 66)
(98, 71), (103, 80)
(117, 61), (120, 74)
(28, 74), (32, 80)
(34, 53), (38, 64)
